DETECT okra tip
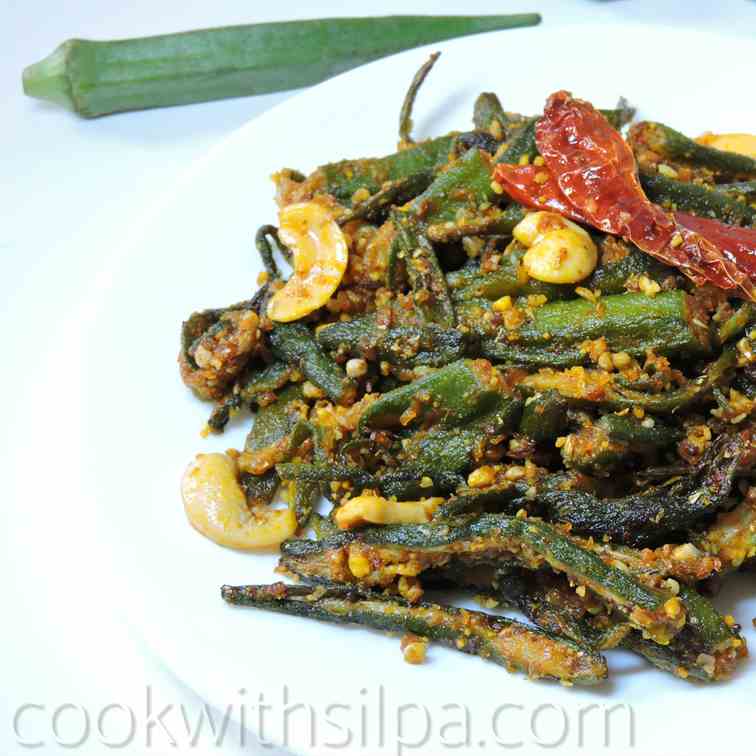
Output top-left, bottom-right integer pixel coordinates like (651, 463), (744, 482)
(22, 41), (76, 112)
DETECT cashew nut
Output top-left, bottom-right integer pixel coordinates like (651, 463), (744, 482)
(334, 492), (443, 530)
(267, 202), (348, 322)
(182, 452), (296, 549)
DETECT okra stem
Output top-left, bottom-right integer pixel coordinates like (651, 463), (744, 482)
(398, 52), (440, 144)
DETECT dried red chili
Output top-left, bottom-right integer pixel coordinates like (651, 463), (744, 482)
(493, 90), (756, 300)
(675, 212), (756, 280)
(492, 163), (585, 223)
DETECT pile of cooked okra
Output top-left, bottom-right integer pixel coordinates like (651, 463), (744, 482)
(179, 56), (756, 686)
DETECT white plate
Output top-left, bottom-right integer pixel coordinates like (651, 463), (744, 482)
(74, 23), (756, 756)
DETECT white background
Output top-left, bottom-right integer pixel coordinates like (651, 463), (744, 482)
(2, 1), (756, 754)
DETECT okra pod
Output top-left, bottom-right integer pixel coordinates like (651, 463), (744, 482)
(623, 633), (728, 683)
(430, 203), (527, 243)
(518, 391), (569, 443)
(472, 96), (631, 144)
(244, 383), (310, 456)
(240, 469), (279, 509)
(321, 136), (457, 205)
(630, 586), (747, 681)
(492, 568), (743, 681)
(270, 323), (355, 405)
(596, 413), (680, 449)
(495, 118), (538, 165)
(358, 359), (508, 430)
(280, 514), (686, 644)
(237, 383), (311, 488)
(539, 431), (744, 546)
(717, 303), (756, 344)
(291, 479), (320, 530)
(561, 414), (680, 476)
(491, 569), (598, 648)
(581, 539), (721, 584)
(601, 99), (636, 131)
(586, 239), (677, 295)
(338, 171), (435, 224)
(521, 346), (738, 415)
(713, 180), (756, 200)
(179, 298), (260, 401)
(208, 359), (294, 432)
(278, 460), (462, 501)
(221, 582), (607, 685)
(630, 121), (756, 180)
(255, 225), (284, 279)
(472, 92), (526, 139)
(277, 462), (374, 489)
(640, 172), (756, 227)
(392, 212), (455, 326)
(405, 147), (501, 242)
(462, 290), (710, 368)
(449, 241), (573, 302)
(316, 314), (474, 368)
(24, 16), (542, 117)
(400, 427), (483, 477)
(559, 423), (632, 477)
(436, 470), (594, 519)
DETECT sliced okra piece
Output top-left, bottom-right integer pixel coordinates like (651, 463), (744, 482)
(448, 240), (573, 302)
(319, 135), (457, 205)
(391, 211), (455, 327)
(316, 313), (474, 368)
(521, 345), (737, 415)
(221, 582), (608, 685)
(270, 322), (356, 405)
(586, 238), (678, 295)
(461, 290), (710, 368)
(630, 121), (756, 180)
(358, 358), (509, 431)
(539, 430), (745, 546)
(279, 514), (686, 645)
(207, 360), (294, 432)
(640, 171), (756, 227)
(518, 390), (569, 443)
(472, 92), (527, 139)
(560, 413), (680, 476)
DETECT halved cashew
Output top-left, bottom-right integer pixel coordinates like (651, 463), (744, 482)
(334, 492), (443, 530)
(695, 132), (756, 158)
(514, 211), (597, 284)
(181, 452), (296, 549)
(267, 202), (348, 322)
